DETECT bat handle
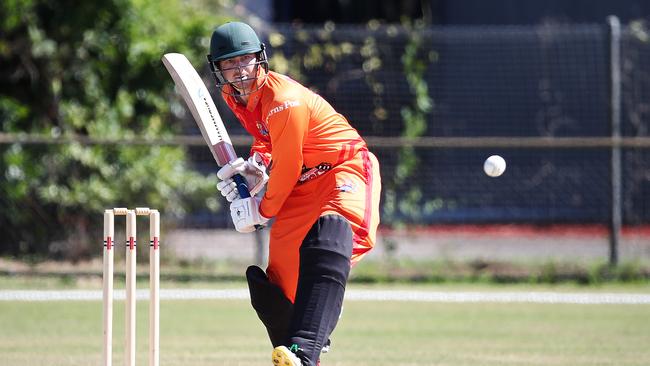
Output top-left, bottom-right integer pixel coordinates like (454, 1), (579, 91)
(233, 174), (251, 198)
(233, 174), (263, 231)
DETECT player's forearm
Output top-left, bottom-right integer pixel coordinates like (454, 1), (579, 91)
(259, 126), (305, 217)
(259, 157), (302, 218)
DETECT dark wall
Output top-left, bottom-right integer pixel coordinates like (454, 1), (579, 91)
(441, 0), (650, 25)
(274, 0), (650, 24)
(273, 0), (427, 23)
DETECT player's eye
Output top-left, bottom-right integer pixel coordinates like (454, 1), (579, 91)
(220, 55), (256, 71)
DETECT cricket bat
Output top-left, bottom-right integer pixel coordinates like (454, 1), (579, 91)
(162, 52), (251, 199)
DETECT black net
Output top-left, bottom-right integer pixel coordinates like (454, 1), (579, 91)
(181, 22), (650, 227)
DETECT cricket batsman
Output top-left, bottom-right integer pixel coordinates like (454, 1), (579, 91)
(208, 21), (381, 366)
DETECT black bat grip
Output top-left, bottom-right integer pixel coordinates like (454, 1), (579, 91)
(233, 174), (251, 198)
(233, 174), (263, 230)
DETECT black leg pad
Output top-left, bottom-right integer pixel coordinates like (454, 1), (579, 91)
(288, 215), (353, 366)
(246, 265), (293, 347)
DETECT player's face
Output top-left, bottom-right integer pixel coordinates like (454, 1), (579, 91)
(219, 54), (258, 92)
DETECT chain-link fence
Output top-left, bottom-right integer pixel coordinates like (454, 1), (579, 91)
(180, 20), (650, 227)
(3, 20), (650, 263)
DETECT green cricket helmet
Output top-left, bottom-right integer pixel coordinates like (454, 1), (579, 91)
(207, 22), (269, 95)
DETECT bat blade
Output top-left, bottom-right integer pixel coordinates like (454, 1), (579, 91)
(162, 52), (237, 167)
(162, 52), (250, 198)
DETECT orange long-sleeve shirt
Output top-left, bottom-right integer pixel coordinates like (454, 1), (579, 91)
(222, 71), (367, 219)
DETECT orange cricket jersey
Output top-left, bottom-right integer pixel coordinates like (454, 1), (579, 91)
(222, 70), (381, 301)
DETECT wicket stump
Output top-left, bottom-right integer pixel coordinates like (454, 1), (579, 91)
(103, 207), (160, 366)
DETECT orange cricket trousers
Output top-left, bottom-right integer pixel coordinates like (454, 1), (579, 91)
(266, 150), (381, 302)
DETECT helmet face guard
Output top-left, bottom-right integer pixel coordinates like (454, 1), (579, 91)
(207, 46), (269, 96)
(207, 22), (269, 97)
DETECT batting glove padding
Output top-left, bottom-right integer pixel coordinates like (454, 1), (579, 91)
(217, 152), (269, 202)
(230, 196), (269, 233)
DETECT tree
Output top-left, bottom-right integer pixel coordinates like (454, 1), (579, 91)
(0, 0), (230, 259)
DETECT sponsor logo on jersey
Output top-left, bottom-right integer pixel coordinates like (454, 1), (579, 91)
(256, 120), (269, 136)
(335, 179), (357, 193)
(266, 100), (300, 122)
(298, 162), (332, 183)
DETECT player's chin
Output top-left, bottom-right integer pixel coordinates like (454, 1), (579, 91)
(230, 79), (255, 93)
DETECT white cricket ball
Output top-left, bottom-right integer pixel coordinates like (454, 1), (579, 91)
(483, 155), (506, 177)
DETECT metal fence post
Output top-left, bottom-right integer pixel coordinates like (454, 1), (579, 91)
(254, 228), (268, 267)
(607, 15), (622, 267)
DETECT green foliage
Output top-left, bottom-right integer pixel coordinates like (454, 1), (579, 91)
(382, 20), (433, 227)
(0, 0), (230, 259)
(266, 21), (437, 227)
(267, 21), (391, 133)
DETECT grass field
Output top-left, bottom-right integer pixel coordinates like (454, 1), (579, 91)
(1, 280), (649, 366)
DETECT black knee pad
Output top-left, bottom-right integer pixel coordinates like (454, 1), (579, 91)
(246, 265), (293, 347)
(287, 215), (353, 365)
(300, 214), (353, 286)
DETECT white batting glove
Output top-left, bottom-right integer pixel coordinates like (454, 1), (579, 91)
(217, 152), (269, 202)
(229, 196), (269, 233)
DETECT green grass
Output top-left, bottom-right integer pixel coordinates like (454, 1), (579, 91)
(3, 255), (650, 286)
(1, 282), (649, 365)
